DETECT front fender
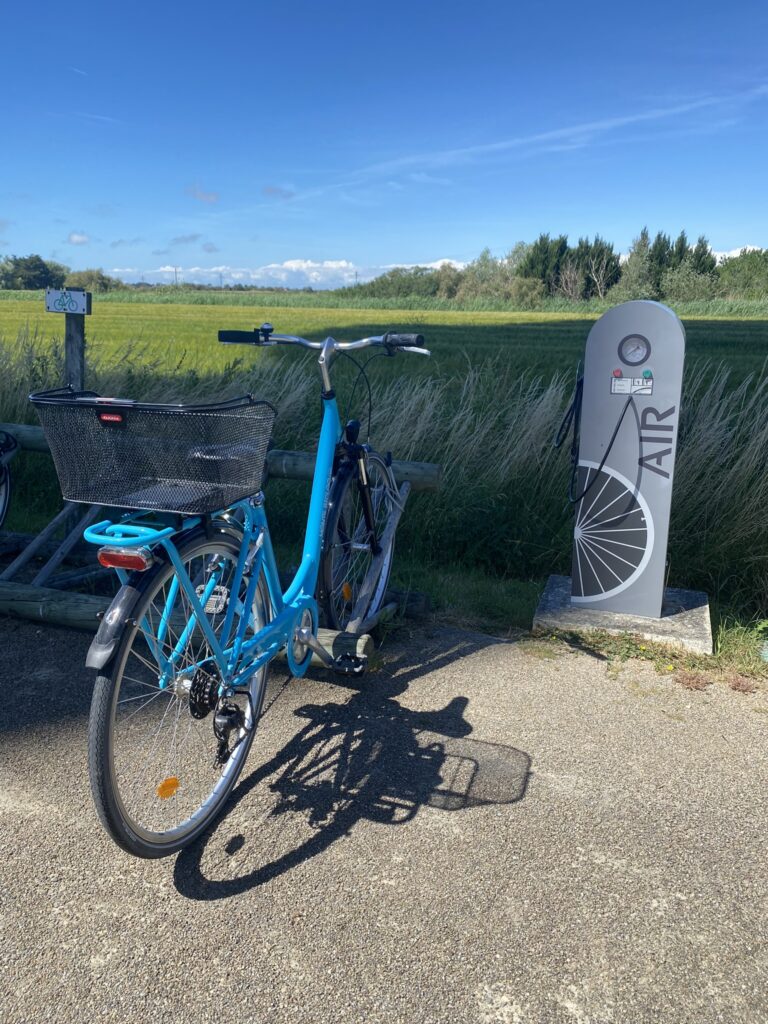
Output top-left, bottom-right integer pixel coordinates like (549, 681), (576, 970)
(86, 583), (143, 671)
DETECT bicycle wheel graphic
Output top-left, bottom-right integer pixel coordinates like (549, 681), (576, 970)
(571, 460), (654, 602)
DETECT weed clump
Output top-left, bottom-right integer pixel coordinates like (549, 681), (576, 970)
(676, 670), (712, 691)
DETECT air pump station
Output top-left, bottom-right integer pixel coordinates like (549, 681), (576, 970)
(564, 301), (685, 618)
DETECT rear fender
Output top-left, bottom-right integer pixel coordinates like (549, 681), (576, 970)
(86, 584), (143, 671)
(85, 522), (245, 671)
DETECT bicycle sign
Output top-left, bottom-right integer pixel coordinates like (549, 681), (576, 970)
(45, 288), (92, 315)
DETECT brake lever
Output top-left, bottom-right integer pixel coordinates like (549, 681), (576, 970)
(383, 343), (430, 357)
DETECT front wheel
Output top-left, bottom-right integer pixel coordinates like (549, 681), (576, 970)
(88, 530), (272, 858)
(320, 452), (397, 631)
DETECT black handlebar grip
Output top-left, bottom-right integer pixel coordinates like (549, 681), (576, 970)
(382, 332), (425, 347)
(218, 330), (261, 344)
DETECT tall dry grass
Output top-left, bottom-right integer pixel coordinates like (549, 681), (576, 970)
(2, 326), (767, 615)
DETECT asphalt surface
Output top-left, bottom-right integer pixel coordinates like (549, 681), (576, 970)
(1, 617), (767, 1024)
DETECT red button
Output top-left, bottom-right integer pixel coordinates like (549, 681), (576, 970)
(612, 369), (622, 378)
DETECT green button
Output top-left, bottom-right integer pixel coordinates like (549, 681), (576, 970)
(642, 369), (653, 378)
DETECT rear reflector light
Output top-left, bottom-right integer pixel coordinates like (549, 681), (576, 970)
(97, 546), (155, 571)
(98, 412), (124, 423)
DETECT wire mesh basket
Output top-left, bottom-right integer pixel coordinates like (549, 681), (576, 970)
(30, 388), (277, 515)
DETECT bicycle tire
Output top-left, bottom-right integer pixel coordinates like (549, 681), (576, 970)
(320, 452), (396, 631)
(88, 528), (272, 858)
(0, 466), (10, 529)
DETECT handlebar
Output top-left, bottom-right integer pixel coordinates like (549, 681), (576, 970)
(217, 324), (429, 356)
(381, 332), (425, 348)
(218, 329), (267, 345)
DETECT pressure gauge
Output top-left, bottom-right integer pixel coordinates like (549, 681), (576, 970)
(618, 334), (651, 366)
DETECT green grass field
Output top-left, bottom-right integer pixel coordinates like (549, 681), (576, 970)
(1, 291), (768, 383)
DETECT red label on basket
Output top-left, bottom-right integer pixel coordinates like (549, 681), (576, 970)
(98, 411), (125, 426)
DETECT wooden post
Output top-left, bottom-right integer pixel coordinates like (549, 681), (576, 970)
(0, 503), (79, 581)
(45, 288), (91, 390)
(64, 313), (85, 391)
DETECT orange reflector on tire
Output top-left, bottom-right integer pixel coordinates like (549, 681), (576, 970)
(156, 777), (180, 799)
(342, 582), (353, 602)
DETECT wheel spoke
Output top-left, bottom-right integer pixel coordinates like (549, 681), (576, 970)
(580, 534), (640, 572)
(578, 536), (624, 583)
(576, 536), (605, 594)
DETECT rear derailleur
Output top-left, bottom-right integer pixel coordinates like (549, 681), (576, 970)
(188, 664), (246, 767)
(212, 701), (245, 767)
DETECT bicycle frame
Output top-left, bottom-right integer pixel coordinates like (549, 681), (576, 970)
(84, 393), (342, 690)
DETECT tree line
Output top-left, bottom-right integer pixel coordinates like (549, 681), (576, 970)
(340, 231), (768, 306)
(0, 255), (122, 292)
(3, 232), (768, 306)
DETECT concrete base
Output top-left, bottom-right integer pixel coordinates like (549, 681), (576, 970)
(533, 575), (713, 655)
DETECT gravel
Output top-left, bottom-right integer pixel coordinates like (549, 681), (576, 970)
(1, 617), (767, 1023)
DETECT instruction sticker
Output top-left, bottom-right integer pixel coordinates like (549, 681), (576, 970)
(611, 376), (653, 395)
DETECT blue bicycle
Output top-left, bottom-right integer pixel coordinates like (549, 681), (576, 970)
(31, 325), (429, 857)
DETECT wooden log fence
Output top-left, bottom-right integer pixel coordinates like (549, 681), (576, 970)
(0, 581), (374, 667)
(0, 423), (441, 491)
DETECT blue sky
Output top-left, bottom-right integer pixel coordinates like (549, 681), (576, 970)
(2, 0), (767, 287)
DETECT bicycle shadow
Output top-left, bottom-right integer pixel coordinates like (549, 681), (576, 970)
(174, 638), (531, 900)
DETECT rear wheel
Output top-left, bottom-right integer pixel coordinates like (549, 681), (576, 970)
(88, 530), (272, 858)
(320, 452), (396, 631)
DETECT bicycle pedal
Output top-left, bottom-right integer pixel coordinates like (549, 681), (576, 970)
(197, 584), (229, 615)
(332, 653), (367, 677)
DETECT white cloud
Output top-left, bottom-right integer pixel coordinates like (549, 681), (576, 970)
(262, 185), (296, 200)
(383, 258), (465, 271)
(72, 112), (122, 125)
(110, 236), (143, 248)
(113, 257), (463, 289)
(368, 88), (768, 176)
(408, 172), (452, 186)
(712, 245), (762, 263)
(186, 184), (219, 204)
(66, 231), (90, 245)
(239, 84), (768, 216)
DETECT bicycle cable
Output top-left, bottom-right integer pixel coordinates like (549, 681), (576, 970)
(340, 349), (388, 442)
(553, 362), (636, 503)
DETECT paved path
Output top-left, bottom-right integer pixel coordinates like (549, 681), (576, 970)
(1, 618), (766, 1023)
